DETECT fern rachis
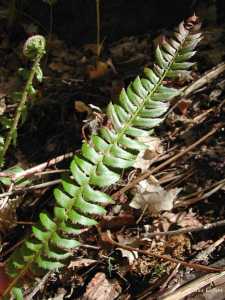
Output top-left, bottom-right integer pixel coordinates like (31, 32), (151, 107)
(3, 16), (202, 298)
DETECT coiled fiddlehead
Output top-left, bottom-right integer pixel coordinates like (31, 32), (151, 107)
(0, 35), (46, 166)
(4, 17), (202, 298)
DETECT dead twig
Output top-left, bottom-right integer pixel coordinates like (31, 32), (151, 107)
(34, 169), (69, 177)
(194, 235), (225, 262)
(0, 182), (14, 209)
(106, 231), (224, 273)
(0, 179), (61, 198)
(164, 63), (225, 118)
(0, 152), (74, 180)
(183, 62), (225, 96)
(176, 177), (225, 207)
(143, 219), (225, 238)
(25, 272), (52, 300)
(113, 124), (222, 199)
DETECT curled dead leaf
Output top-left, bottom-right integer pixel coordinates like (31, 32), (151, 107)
(134, 136), (163, 171)
(116, 235), (138, 265)
(130, 180), (182, 214)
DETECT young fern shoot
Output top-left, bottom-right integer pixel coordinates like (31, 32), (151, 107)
(0, 35), (46, 167)
(3, 17), (202, 298)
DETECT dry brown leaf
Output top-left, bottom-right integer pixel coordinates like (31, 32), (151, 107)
(130, 180), (182, 214)
(177, 211), (202, 228)
(80, 272), (121, 300)
(100, 214), (136, 230)
(68, 259), (97, 269)
(87, 61), (109, 80)
(162, 211), (202, 228)
(177, 99), (192, 115)
(74, 101), (92, 115)
(116, 235), (138, 265)
(133, 136), (163, 171)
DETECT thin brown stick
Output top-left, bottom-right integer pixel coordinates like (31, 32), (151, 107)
(176, 177), (225, 207)
(2, 238), (26, 259)
(177, 177), (225, 201)
(35, 169), (69, 177)
(106, 231), (223, 273)
(25, 272), (52, 300)
(177, 183), (225, 207)
(194, 235), (225, 262)
(0, 152), (74, 180)
(183, 62), (225, 96)
(143, 219), (225, 238)
(0, 179), (60, 198)
(0, 217), (35, 226)
(112, 124), (222, 198)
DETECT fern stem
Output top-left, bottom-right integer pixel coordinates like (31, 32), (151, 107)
(0, 35), (46, 166)
(0, 56), (41, 165)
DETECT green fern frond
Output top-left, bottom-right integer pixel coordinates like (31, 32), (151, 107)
(4, 17), (202, 298)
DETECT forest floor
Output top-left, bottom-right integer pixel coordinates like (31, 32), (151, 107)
(1, 12), (225, 300)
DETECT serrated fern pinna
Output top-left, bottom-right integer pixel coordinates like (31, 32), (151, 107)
(4, 17), (202, 297)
